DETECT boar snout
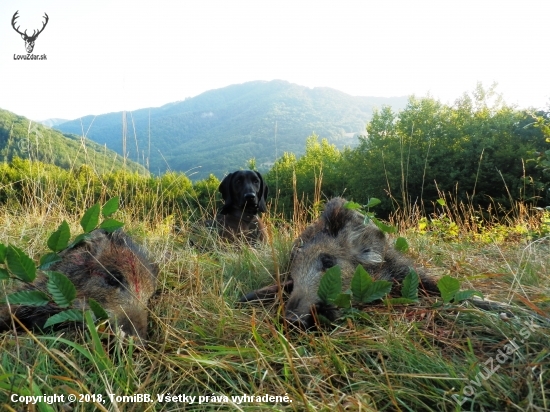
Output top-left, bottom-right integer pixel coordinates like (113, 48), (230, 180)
(285, 289), (315, 329)
(111, 304), (150, 340)
(285, 311), (313, 330)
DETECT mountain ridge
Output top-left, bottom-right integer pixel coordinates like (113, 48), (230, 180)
(38, 118), (70, 128)
(54, 80), (409, 179)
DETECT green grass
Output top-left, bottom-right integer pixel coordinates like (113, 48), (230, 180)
(0, 187), (549, 412)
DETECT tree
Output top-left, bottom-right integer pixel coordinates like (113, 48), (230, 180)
(343, 85), (549, 217)
(265, 134), (344, 217)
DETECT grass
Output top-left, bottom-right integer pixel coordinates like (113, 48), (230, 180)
(0, 177), (549, 412)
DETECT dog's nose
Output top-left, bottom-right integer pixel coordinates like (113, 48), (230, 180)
(244, 193), (256, 201)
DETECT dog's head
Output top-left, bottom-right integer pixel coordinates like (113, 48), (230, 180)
(219, 170), (268, 215)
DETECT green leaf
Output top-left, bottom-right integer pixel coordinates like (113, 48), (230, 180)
(365, 198), (381, 209)
(385, 297), (418, 305)
(436, 198), (446, 206)
(437, 275), (460, 303)
(80, 203), (101, 233)
(102, 197), (120, 217)
(5, 290), (50, 306)
(395, 237), (409, 252)
(344, 201), (362, 210)
(318, 265), (342, 304)
(43, 309), (85, 329)
(0, 244), (6, 263)
(99, 218), (124, 232)
(88, 298), (109, 320)
(46, 271), (76, 308)
(333, 293), (351, 309)
(39, 252), (62, 270)
(350, 265), (373, 303)
(67, 233), (90, 249)
(371, 217), (396, 234)
(6, 245), (36, 282)
(47, 220), (70, 252)
(454, 289), (484, 303)
(401, 269), (419, 301)
(0, 268), (9, 280)
(363, 280), (393, 303)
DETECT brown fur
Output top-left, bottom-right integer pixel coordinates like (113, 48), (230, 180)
(241, 197), (438, 328)
(211, 170), (268, 244)
(0, 229), (158, 340)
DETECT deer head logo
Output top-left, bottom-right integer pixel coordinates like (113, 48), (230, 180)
(11, 11), (49, 54)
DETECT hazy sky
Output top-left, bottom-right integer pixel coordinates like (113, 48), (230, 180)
(1, 0), (548, 121)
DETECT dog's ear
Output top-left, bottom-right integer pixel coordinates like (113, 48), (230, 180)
(218, 172), (234, 214)
(255, 171), (268, 213)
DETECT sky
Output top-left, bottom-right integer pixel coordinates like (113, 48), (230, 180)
(0, 0), (548, 121)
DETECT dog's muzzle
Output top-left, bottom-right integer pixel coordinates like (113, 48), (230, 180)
(244, 192), (257, 203)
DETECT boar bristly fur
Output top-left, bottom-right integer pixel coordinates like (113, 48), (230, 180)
(286, 198), (438, 328)
(0, 229), (158, 340)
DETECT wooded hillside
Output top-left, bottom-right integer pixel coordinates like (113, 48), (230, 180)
(54, 80), (408, 179)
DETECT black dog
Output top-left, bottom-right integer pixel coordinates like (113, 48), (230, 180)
(213, 170), (268, 243)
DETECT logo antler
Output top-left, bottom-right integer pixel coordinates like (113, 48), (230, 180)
(12, 11), (49, 54)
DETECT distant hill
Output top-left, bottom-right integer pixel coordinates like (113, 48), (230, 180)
(0, 108), (147, 174)
(38, 118), (69, 128)
(55, 80), (409, 179)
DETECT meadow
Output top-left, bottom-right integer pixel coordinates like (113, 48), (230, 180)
(0, 162), (548, 412)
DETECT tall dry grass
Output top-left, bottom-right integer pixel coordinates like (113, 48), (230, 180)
(0, 159), (548, 412)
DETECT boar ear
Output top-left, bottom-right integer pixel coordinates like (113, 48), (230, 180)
(103, 228), (131, 247)
(321, 198), (354, 237)
(351, 223), (387, 263)
(82, 229), (111, 256)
